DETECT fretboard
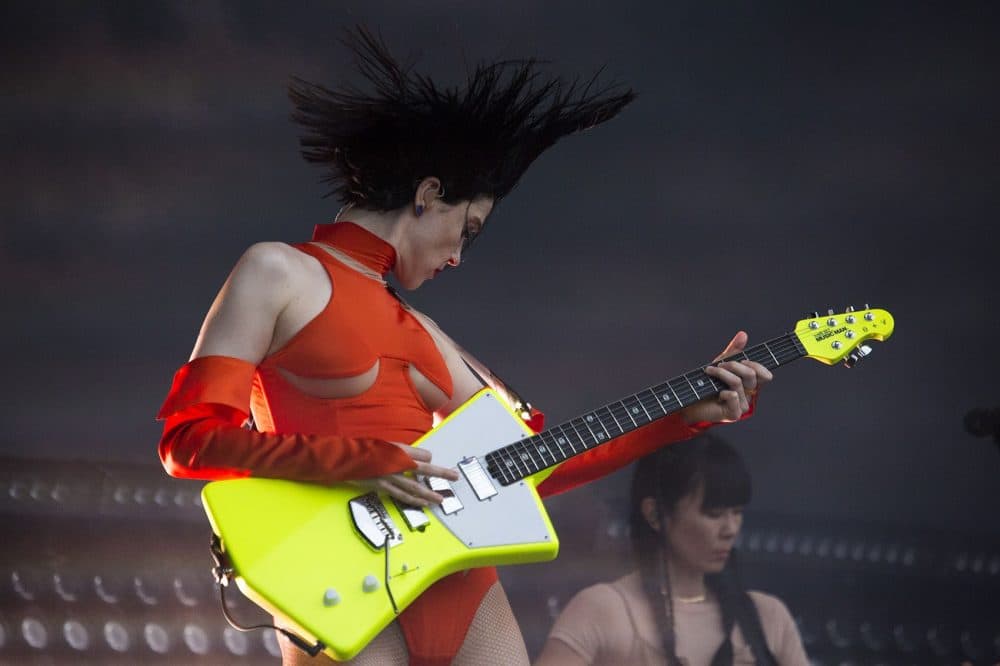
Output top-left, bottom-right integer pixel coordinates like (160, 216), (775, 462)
(484, 333), (806, 486)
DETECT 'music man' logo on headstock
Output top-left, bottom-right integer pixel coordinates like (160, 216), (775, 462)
(814, 326), (847, 342)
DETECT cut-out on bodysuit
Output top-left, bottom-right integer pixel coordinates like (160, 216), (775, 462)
(251, 223), (454, 445)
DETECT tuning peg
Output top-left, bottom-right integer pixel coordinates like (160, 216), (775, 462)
(844, 344), (873, 368)
(827, 308), (835, 315)
(806, 311), (819, 319)
(845, 305), (854, 313)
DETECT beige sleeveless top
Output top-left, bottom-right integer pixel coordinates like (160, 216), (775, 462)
(546, 571), (809, 665)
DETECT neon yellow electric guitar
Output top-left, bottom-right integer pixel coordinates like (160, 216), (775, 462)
(201, 307), (894, 660)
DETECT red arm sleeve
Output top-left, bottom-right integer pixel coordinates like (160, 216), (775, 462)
(535, 398), (757, 498)
(156, 356), (416, 482)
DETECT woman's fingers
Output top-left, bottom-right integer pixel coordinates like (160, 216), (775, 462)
(392, 442), (459, 481)
(705, 364), (749, 412)
(378, 475), (443, 506)
(414, 460), (460, 481)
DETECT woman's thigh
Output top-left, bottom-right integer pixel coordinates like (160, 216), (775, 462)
(278, 581), (528, 665)
(453, 581), (529, 666)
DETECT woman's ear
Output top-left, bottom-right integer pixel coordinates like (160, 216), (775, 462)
(640, 497), (662, 532)
(413, 177), (443, 217)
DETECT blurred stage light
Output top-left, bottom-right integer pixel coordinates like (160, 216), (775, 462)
(11, 567), (47, 603)
(824, 618), (856, 650)
(103, 617), (133, 653)
(173, 571), (210, 607)
(93, 572), (131, 604)
(892, 623), (921, 654)
(261, 628), (281, 658)
(927, 624), (958, 659)
(133, 573), (168, 606)
(222, 625), (250, 656)
(143, 621), (172, 655)
(62, 617), (94, 652)
(182, 621), (211, 655)
(20, 613), (53, 650)
(52, 570), (88, 603)
(858, 620), (888, 652)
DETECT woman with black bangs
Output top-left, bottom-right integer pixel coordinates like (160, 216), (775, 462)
(155, 27), (775, 666)
(537, 436), (807, 665)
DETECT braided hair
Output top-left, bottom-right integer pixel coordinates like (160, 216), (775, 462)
(288, 26), (635, 211)
(629, 436), (778, 665)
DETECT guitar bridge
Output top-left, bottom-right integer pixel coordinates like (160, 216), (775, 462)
(349, 493), (402, 550)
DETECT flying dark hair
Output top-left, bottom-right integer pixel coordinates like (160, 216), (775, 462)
(629, 436), (776, 666)
(288, 27), (636, 211)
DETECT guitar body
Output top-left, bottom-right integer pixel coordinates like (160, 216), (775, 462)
(202, 389), (559, 661)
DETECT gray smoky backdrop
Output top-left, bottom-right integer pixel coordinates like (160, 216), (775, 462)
(2, 0), (998, 657)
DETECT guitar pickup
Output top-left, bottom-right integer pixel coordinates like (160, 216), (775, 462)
(392, 500), (430, 531)
(426, 476), (463, 515)
(458, 457), (498, 501)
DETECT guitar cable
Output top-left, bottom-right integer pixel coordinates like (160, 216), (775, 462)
(209, 534), (326, 657)
(383, 536), (401, 615)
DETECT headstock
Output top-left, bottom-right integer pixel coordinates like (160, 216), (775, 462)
(794, 306), (894, 366)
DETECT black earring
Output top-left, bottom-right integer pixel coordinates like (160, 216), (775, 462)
(415, 204), (424, 217)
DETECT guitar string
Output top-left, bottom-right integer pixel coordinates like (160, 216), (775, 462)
(491, 333), (809, 481)
(492, 323), (864, 482)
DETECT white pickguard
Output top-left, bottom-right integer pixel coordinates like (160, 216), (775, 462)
(415, 391), (556, 549)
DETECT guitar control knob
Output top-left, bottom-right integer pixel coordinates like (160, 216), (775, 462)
(323, 588), (341, 606)
(362, 575), (379, 593)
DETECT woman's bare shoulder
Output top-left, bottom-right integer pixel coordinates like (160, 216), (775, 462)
(746, 590), (795, 625)
(238, 241), (313, 275)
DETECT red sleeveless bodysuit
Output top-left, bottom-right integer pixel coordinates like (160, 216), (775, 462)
(157, 221), (716, 663)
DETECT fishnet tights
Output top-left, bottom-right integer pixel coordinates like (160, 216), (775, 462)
(278, 581), (529, 665)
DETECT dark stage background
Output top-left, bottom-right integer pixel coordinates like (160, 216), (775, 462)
(2, 2), (998, 664)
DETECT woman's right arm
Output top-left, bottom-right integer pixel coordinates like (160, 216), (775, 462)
(533, 584), (631, 666)
(156, 243), (454, 503)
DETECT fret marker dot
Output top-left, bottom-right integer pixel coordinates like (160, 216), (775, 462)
(632, 407), (640, 414)
(505, 459), (514, 467)
(520, 453), (529, 461)
(558, 437), (566, 444)
(662, 394), (671, 401)
(697, 380), (704, 387)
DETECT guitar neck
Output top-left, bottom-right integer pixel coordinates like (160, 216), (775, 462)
(485, 332), (807, 486)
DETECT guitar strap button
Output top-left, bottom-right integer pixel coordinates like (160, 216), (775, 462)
(323, 588), (341, 606)
(362, 575), (380, 593)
